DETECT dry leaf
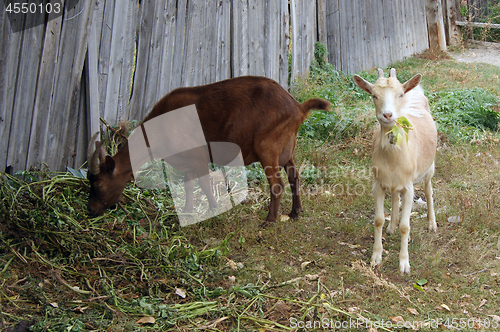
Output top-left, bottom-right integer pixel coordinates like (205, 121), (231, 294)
(72, 306), (88, 314)
(49, 302), (58, 308)
(136, 316), (155, 325)
(305, 274), (319, 281)
(280, 215), (290, 221)
(435, 304), (451, 312)
(434, 287), (445, 293)
(175, 287), (186, 298)
(227, 259), (238, 270)
(301, 261), (313, 270)
(407, 307), (419, 315)
(228, 275), (236, 283)
(478, 299), (487, 308)
(391, 316), (405, 323)
(488, 315), (500, 322)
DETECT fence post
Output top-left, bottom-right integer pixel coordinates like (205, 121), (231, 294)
(426, 0), (447, 51)
(443, 0), (462, 46)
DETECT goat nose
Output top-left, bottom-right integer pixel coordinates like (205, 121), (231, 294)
(383, 113), (392, 120)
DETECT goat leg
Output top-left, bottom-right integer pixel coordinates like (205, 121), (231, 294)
(261, 162), (284, 225)
(196, 171), (218, 210)
(386, 192), (400, 234)
(285, 158), (303, 218)
(399, 186), (413, 274)
(371, 184), (386, 267)
(424, 163), (437, 232)
(182, 171), (196, 213)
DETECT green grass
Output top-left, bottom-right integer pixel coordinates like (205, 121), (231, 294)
(1, 51), (500, 331)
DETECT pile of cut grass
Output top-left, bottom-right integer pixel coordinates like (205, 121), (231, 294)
(1, 168), (386, 331)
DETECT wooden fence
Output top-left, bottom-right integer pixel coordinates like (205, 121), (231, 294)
(1, 0), (444, 174)
(324, 0), (430, 73)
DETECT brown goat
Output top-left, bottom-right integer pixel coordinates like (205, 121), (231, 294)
(87, 76), (330, 225)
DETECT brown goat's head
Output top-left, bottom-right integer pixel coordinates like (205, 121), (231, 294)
(86, 133), (128, 216)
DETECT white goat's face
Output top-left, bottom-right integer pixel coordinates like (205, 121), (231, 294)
(370, 78), (405, 127)
(353, 68), (421, 128)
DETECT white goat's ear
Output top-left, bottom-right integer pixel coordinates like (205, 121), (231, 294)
(403, 74), (422, 93)
(353, 75), (373, 95)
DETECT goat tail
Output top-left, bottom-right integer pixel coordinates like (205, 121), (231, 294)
(301, 98), (331, 114)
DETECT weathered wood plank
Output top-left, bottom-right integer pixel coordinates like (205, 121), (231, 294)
(278, 0), (289, 88)
(6, 16), (45, 171)
(129, 0), (155, 121)
(86, 0), (105, 138)
(102, 0), (129, 124)
(317, 0), (328, 47)
(0, 9), (24, 172)
(181, 0), (202, 87)
(25, 10), (65, 169)
(72, 69), (89, 168)
(215, 0), (231, 82)
(248, 0), (264, 76)
(142, 0), (167, 115)
(118, 0), (138, 122)
(158, 0), (178, 97)
(97, 0), (115, 124)
(455, 20), (500, 28)
(44, 0), (93, 170)
(326, 0), (341, 70)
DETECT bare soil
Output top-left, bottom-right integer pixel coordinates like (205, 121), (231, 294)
(451, 40), (500, 67)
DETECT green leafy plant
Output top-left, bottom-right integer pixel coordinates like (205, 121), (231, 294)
(429, 88), (500, 141)
(300, 165), (322, 184)
(386, 116), (413, 146)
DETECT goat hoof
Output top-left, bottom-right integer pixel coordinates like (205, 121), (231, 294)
(386, 225), (397, 234)
(399, 261), (411, 274)
(370, 253), (382, 267)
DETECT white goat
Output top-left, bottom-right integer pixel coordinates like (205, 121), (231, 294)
(353, 68), (437, 274)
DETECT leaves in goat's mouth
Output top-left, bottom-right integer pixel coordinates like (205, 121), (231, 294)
(386, 116), (413, 146)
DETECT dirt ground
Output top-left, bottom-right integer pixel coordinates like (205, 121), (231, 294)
(451, 40), (500, 67)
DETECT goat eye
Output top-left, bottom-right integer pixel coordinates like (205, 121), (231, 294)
(372, 95), (378, 100)
(398, 94), (404, 98)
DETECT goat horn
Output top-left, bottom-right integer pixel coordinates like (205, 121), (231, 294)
(377, 68), (384, 79)
(87, 132), (101, 175)
(390, 68), (396, 77)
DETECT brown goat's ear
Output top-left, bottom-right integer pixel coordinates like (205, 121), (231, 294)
(353, 75), (373, 95)
(403, 74), (422, 93)
(102, 155), (116, 173)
